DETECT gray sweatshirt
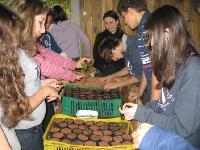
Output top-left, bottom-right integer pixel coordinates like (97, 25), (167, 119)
(134, 55), (200, 148)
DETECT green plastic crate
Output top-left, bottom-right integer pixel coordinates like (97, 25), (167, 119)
(62, 85), (122, 118)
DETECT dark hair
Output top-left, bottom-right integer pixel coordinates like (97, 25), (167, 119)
(145, 5), (197, 89)
(51, 5), (68, 24)
(0, 3), (31, 128)
(103, 10), (119, 21)
(98, 37), (121, 62)
(117, 0), (147, 14)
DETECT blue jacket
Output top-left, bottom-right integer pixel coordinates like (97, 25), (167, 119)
(40, 31), (62, 54)
(140, 126), (199, 150)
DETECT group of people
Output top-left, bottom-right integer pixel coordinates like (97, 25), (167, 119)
(0, 0), (200, 150)
(97, 0), (200, 149)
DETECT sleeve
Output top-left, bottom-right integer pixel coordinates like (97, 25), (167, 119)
(140, 126), (198, 150)
(134, 83), (200, 138)
(77, 25), (91, 57)
(34, 54), (76, 82)
(92, 34), (105, 71)
(126, 36), (143, 80)
(37, 44), (76, 70)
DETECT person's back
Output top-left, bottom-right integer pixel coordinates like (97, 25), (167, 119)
(48, 5), (90, 60)
(49, 20), (90, 59)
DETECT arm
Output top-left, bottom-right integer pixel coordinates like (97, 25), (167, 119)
(0, 126), (12, 150)
(110, 67), (129, 78)
(28, 86), (60, 111)
(100, 67), (129, 85)
(77, 25), (91, 57)
(134, 84), (200, 137)
(103, 75), (139, 90)
(34, 54), (77, 81)
(139, 125), (197, 150)
(37, 44), (76, 70)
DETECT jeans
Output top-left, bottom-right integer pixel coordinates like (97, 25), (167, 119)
(15, 124), (44, 150)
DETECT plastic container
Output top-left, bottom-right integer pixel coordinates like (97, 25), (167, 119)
(43, 114), (134, 150)
(62, 85), (122, 118)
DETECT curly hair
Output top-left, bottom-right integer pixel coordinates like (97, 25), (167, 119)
(0, 4), (31, 128)
(10, 0), (49, 56)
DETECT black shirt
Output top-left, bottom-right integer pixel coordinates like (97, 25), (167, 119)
(93, 28), (125, 76)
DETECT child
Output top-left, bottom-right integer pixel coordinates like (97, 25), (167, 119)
(44, 4), (91, 60)
(0, 3), (60, 150)
(98, 36), (143, 92)
(9, 0), (62, 150)
(120, 5), (200, 148)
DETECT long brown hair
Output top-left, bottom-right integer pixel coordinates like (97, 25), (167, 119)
(0, 3), (31, 128)
(10, 0), (49, 56)
(145, 5), (197, 89)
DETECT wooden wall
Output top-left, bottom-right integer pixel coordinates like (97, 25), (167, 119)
(79, 0), (200, 55)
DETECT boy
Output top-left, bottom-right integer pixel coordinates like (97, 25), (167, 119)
(99, 35), (143, 93)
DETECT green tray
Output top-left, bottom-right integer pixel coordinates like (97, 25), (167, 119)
(62, 85), (122, 118)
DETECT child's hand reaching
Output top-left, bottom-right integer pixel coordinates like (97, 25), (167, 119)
(75, 57), (91, 69)
(119, 103), (138, 120)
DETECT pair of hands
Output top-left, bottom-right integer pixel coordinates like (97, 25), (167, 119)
(120, 103), (153, 149)
(100, 75), (119, 90)
(120, 103), (153, 148)
(119, 103), (138, 120)
(74, 57), (91, 69)
(41, 79), (63, 102)
(74, 57), (91, 80)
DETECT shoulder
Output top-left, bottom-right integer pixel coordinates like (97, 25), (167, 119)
(184, 55), (200, 73)
(178, 55), (200, 85)
(95, 31), (107, 40)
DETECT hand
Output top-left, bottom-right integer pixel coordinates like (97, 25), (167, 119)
(45, 86), (61, 102)
(100, 75), (113, 85)
(119, 103), (138, 120)
(41, 79), (63, 90)
(75, 57), (91, 68)
(132, 123), (154, 149)
(103, 82), (119, 91)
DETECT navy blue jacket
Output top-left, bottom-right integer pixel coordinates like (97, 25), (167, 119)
(40, 31), (62, 54)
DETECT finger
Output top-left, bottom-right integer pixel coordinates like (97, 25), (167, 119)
(132, 131), (138, 139)
(124, 102), (136, 107)
(122, 103), (129, 110)
(119, 107), (124, 114)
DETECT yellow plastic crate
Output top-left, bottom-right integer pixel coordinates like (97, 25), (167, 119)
(43, 114), (135, 150)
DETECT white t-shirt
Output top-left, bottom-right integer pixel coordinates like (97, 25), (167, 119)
(15, 50), (46, 129)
